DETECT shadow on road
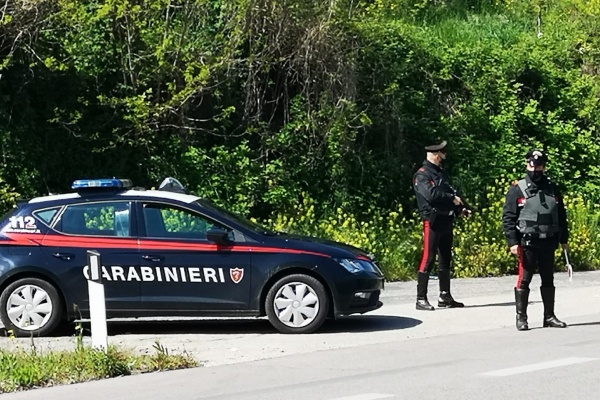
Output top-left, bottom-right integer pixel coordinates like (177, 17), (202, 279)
(462, 300), (540, 309)
(567, 321), (600, 327)
(320, 315), (422, 333)
(45, 315), (422, 337)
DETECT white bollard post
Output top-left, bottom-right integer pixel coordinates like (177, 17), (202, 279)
(87, 250), (108, 352)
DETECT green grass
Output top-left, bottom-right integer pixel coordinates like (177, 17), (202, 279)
(0, 340), (198, 394)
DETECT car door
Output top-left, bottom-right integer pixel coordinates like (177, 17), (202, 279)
(40, 201), (141, 314)
(137, 201), (252, 311)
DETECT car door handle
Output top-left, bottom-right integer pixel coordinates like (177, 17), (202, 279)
(53, 252), (75, 261)
(142, 255), (164, 262)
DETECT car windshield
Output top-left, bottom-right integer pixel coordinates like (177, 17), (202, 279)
(196, 199), (278, 235)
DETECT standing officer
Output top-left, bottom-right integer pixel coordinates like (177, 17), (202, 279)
(413, 140), (471, 311)
(502, 149), (569, 331)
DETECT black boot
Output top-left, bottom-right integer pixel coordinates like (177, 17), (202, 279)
(515, 288), (529, 331)
(437, 270), (464, 308)
(541, 287), (567, 328)
(416, 272), (434, 311)
(438, 291), (464, 308)
(416, 298), (435, 311)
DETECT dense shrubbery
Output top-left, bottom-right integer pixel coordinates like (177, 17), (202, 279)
(263, 177), (600, 280)
(2, 0), (600, 279)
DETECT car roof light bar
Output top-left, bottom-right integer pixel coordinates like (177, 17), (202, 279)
(71, 178), (133, 190)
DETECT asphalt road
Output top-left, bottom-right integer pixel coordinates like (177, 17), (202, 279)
(3, 270), (600, 399)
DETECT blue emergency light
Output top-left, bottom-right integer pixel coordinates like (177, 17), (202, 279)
(71, 178), (133, 190)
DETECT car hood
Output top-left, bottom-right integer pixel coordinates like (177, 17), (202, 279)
(263, 233), (371, 259)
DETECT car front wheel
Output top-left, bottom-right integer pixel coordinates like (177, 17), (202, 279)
(265, 274), (329, 334)
(0, 278), (63, 337)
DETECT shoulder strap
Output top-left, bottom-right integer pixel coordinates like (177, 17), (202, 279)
(517, 179), (529, 198)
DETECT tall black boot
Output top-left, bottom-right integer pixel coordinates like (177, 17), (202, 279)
(416, 272), (434, 311)
(541, 287), (567, 328)
(437, 270), (464, 308)
(515, 288), (529, 331)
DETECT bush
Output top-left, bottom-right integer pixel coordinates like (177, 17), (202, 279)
(264, 182), (600, 281)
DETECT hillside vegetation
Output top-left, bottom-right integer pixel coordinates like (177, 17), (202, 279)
(2, 0), (600, 279)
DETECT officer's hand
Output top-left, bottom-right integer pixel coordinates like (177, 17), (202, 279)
(453, 196), (463, 206)
(561, 243), (569, 251)
(461, 209), (472, 217)
(510, 245), (519, 255)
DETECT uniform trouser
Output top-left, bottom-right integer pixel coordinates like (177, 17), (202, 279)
(515, 245), (555, 290)
(417, 218), (453, 298)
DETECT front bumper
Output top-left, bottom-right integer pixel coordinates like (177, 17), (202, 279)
(333, 275), (384, 316)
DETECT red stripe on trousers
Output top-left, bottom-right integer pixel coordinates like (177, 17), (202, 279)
(515, 245), (524, 288)
(418, 220), (430, 273)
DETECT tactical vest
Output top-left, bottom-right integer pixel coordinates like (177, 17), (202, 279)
(516, 179), (560, 238)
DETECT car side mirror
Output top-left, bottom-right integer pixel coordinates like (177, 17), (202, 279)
(206, 227), (231, 244)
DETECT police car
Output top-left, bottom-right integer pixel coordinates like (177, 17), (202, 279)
(0, 178), (384, 336)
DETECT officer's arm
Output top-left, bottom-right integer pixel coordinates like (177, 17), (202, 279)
(414, 171), (455, 205)
(502, 184), (520, 247)
(554, 185), (569, 244)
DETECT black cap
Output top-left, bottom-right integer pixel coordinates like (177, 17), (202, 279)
(424, 140), (447, 152)
(526, 149), (547, 166)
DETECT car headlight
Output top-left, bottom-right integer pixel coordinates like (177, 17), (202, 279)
(337, 258), (382, 275)
(338, 259), (364, 273)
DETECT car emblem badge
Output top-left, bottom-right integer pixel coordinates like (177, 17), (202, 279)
(230, 268), (244, 284)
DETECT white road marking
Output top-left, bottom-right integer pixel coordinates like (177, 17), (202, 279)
(481, 357), (597, 377)
(328, 394), (394, 400)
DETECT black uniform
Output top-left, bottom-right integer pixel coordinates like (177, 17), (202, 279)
(413, 160), (468, 307)
(502, 174), (568, 289)
(502, 167), (569, 331)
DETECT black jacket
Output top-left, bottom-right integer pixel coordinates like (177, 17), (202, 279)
(413, 161), (467, 221)
(502, 174), (569, 248)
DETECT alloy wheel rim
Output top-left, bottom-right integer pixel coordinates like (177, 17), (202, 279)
(273, 282), (319, 328)
(6, 285), (53, 331)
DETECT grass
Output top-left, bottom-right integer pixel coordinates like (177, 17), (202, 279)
(0, 337), (198, 394)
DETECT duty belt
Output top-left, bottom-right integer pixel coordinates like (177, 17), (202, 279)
(435, 209), (454, 216)
(523, 232), (555, 239)
(429, 208), (454, 225)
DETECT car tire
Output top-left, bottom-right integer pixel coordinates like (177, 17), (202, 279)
(265, 274), (329, 334)
(0, 278), (63, 337)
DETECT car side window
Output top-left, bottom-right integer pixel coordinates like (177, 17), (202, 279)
(142, 203), (231, 240)
(33, 207), (61, 226)
(55, 202), (132, 237)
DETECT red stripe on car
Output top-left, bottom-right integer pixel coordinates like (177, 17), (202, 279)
(2, 232), (330, 258)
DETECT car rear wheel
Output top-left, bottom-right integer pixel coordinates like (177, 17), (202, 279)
(265, 274), (329, 334)
(0, 278), (63, 337)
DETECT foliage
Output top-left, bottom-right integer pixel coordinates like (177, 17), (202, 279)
(0, 178), (19, 214)
(0, 341), (197, 393)
(2, 0), (600, 277)
(562, 195), (600, 270)
(264, 178), (600, 280)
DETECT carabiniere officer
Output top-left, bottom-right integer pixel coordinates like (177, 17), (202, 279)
(502, 149), (569, 331)
(413, 140), (471, 311)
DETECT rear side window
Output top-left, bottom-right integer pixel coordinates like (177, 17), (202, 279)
(33, 207), (61, 225)
(55, 202), (132, 237)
